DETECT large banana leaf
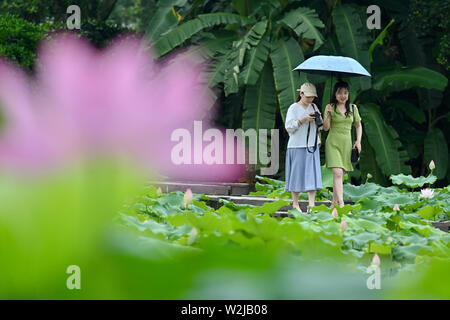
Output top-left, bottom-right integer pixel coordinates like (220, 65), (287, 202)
(359, 103), (411, 176)
(208, 51), (233, 87)
(231, 0), (260, 16)
(332, 4), (371, 91)
(389, 99), (426, 124)
(153, 13), (253, 57)
(424, 128), (448, 180)
(373, 67), (448, 93)
(242, 62), (278, 166)
(182, 32), (236, 64)
(239, 33), (271, 86)
(359, 135), (389, 186)
(270, 38), (306, 122)
(368, 19), (395, 63)
(223, 21), (268, 96)
(145, 0), (186, 42)
(397, 21), (444, 110)
(242, 62), (277, 131)
(280, 7), (325, 51)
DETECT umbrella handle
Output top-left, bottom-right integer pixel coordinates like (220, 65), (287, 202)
(329, 74), (333, 106)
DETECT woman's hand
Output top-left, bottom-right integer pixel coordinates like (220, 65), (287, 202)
(325, 104), (332, 117)
(353, 140), (362, 154)
(298, 113), (315, 125)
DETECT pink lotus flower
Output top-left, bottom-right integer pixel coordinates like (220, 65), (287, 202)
(340, 219), (347, 231)
(387, 237), (393, 243)
(393, 204), (400, 211)
(429, 160), (435, 171)
(371, 254), (380, 265)
(332, 208), (338, 219)
(0, 34), (245, 181)
(420, 188), (434, 199)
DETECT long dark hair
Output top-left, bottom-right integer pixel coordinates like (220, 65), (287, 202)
(330, 80), (351, 117)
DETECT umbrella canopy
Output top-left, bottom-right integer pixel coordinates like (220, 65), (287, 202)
(293, 55), (371, 78)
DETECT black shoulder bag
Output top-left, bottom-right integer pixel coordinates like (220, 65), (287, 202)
(351, 104), (360, 163)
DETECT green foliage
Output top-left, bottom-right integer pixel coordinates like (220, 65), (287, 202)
(373, 66), (448, 93)
(0, 14), (51, 71)
(0, 160), (448, 298)
(280, 7), (325, 51)
(332, 4), (371, 91)
(359, 103), (411, 176)
(79, 19), (138, 48)
(368, 19), (395, 63)
(116, 179), (450, 298)
(145, 0), (186, 41)
(424, 128), (448, 180)
(409, 0), (450, 70)
(0, 0), (120, 23)
(152, 13), (254, 57)
(270, 38), (306, 121)
(242, 61), (277, 134)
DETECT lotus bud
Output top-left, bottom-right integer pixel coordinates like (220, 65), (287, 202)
(420, 188), (434, 199)
(393, 204), (400, 211)
(184, 188), (193, 203)
(367, 173), (373, 180)
(332, 208), (338, 219)
(429, 160), (435, 171)
(188, 227), (198, 245)
(157, 187), (162, 197)
(371, 254), (380, 266)
(340, 219), (347, 232)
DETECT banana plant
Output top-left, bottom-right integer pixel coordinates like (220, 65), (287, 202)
(146, 0), (325, 167)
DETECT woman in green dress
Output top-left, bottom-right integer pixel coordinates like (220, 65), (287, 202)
(323, 80), (363, 208)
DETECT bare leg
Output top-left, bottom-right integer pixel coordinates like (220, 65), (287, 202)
(291, 192), (302, 212)
(307, 190), (316, 208)
(332, 168), (345, 208)
(331, 187), (337, 207)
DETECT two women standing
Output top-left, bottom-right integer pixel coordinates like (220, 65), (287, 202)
(284, 80), (362, 212)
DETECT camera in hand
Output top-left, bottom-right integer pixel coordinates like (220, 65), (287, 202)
(311, 112), (323, 127)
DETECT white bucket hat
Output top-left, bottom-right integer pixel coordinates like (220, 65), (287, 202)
(297, 83), (317, 97)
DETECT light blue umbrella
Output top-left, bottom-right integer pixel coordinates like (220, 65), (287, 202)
(293, 55), (371, 102)
(293, 55), (371, 78)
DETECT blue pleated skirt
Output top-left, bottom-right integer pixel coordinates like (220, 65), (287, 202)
(285, 147), (322, 192)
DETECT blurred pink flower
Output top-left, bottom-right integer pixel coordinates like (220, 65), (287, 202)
(393, 204), (400, 211)
(0, 34), (245, 181)
(332, 208), (338, 219)
(340, 219), (347, 232)
(371, 254), (380, 266)
(420, 188), (434, 199)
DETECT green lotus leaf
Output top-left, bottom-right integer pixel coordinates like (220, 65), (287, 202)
(390, 173), (437, 188)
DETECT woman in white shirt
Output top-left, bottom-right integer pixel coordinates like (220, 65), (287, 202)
(284, 83), (323, 213)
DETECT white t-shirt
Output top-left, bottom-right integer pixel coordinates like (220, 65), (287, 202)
(285, 102), (322, 148)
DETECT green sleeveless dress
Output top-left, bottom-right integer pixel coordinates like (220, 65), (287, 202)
(325, 104), (362, 172)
